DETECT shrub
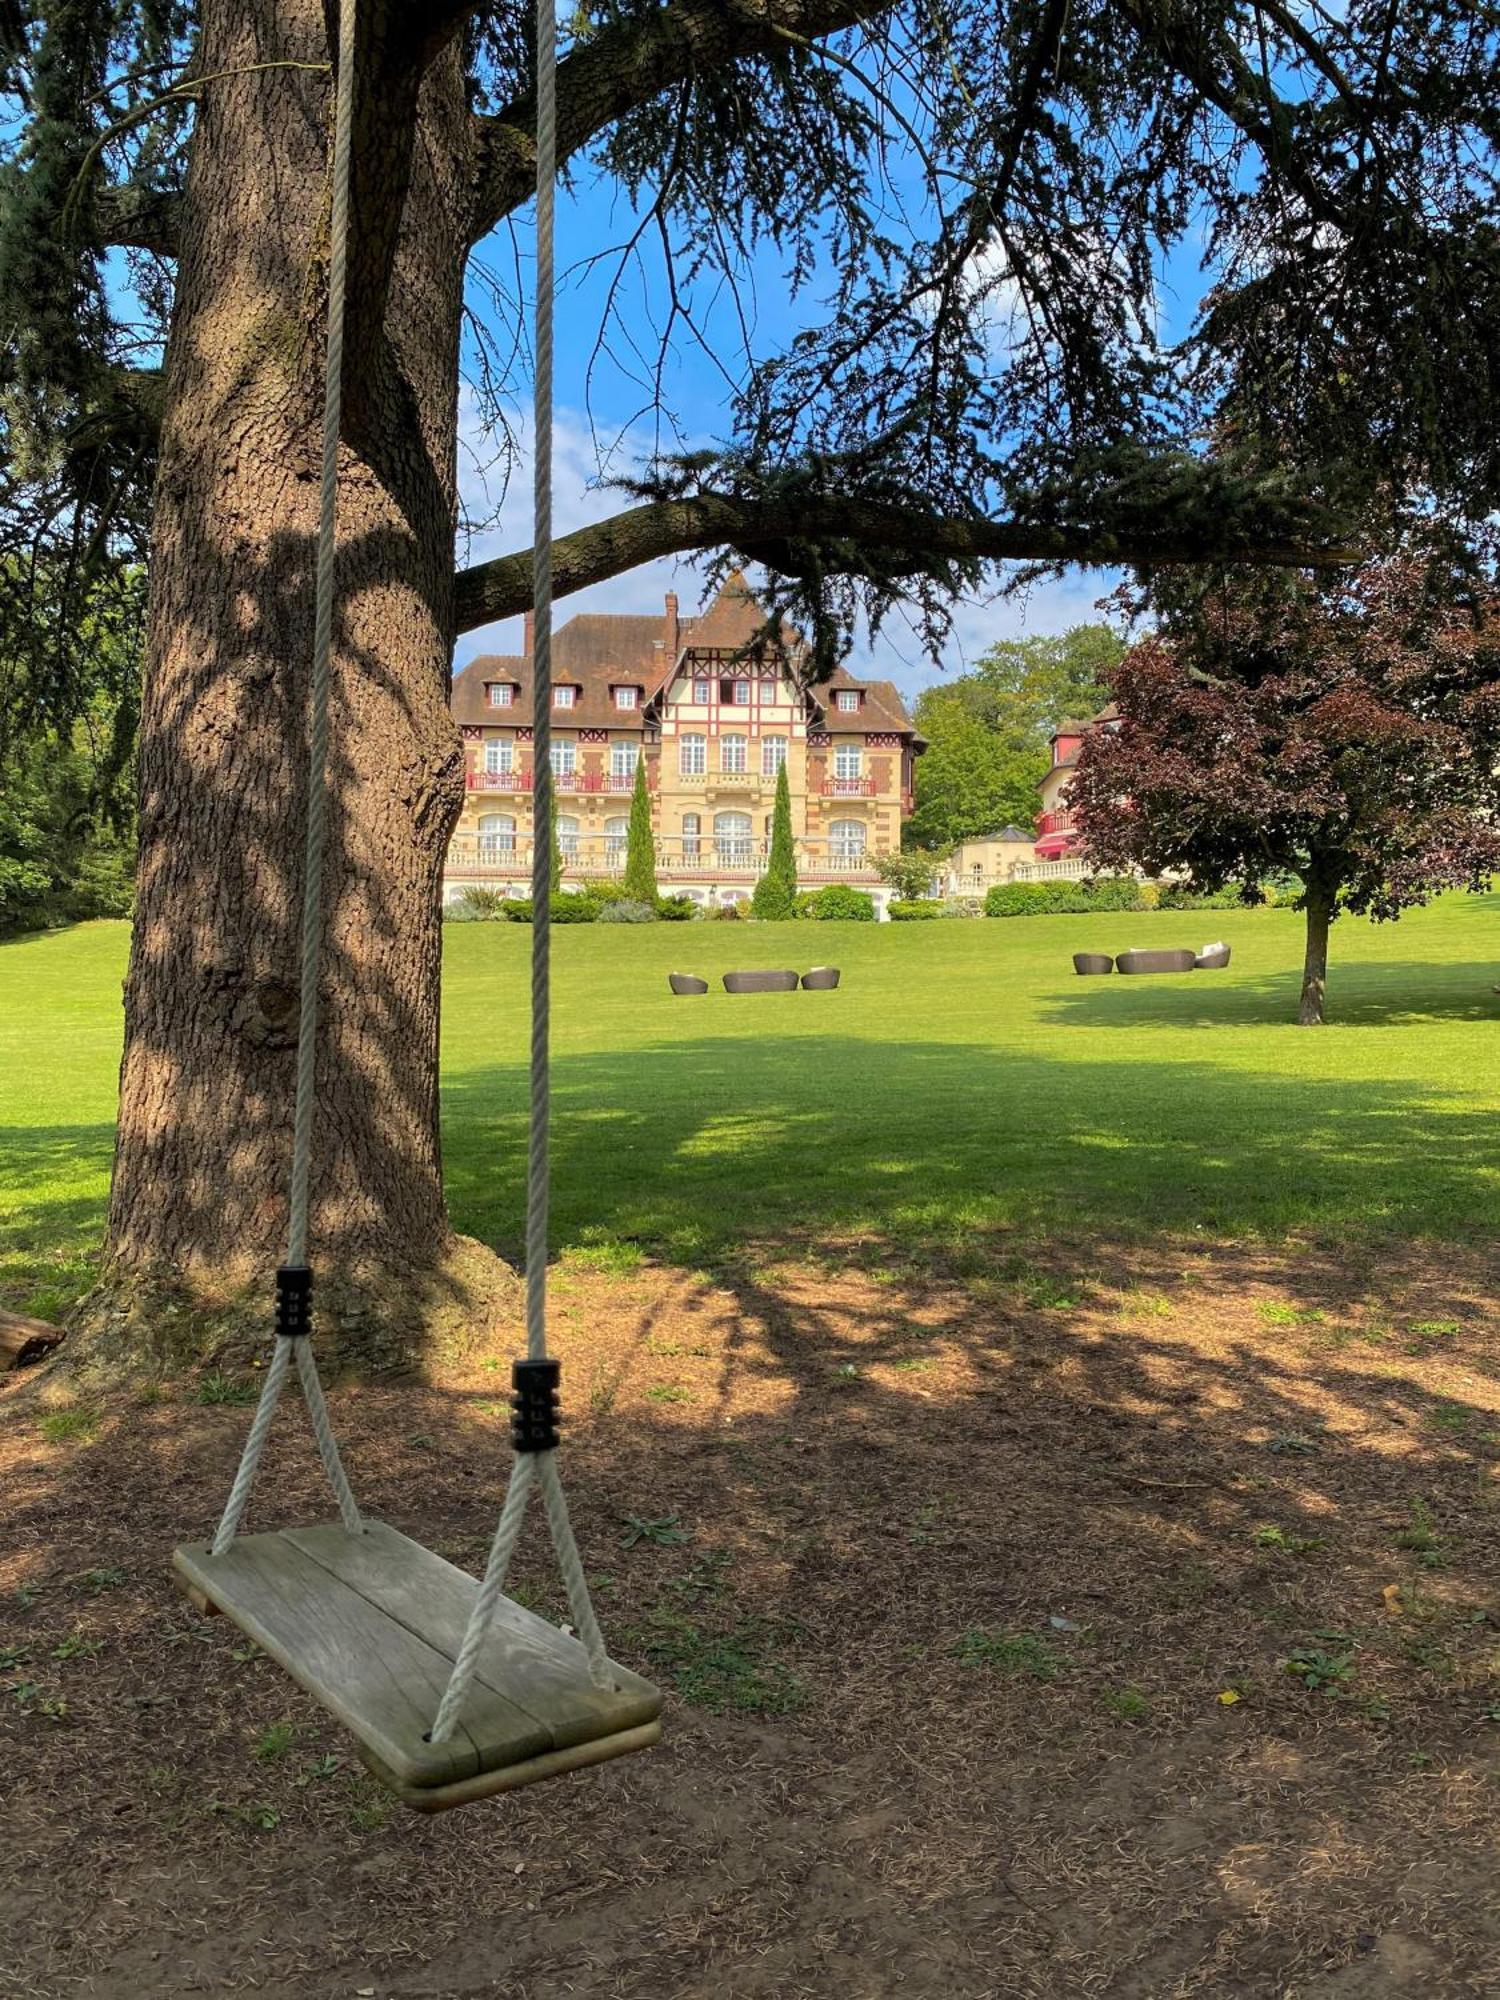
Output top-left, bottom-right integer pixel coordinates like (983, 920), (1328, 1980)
(657, 895), (696, 921)
(942, 897), (983, 918)
(1157, 882), (1245, 911)
(456, 885), (512, 920)
(1135, 880), (1161, 910)
(597, 897), (657, 923)
(887, 898), (944, 920)
(707, 899), (746, 920)
(1083, 875), (1140, 911)
(797, 885), (877, 921)
(496, 894), (602, 924)
(443, 900), (480, 922)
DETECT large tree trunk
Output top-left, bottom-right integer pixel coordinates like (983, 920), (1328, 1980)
(107, 3), (473, 1313)
(1298, 882), (1334, 1026)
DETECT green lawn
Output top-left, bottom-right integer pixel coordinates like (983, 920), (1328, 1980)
(3, 897), (1499, 1313)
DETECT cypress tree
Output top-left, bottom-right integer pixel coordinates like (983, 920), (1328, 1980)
(622, 754), (658, 905)
(752, 762), (798, 919)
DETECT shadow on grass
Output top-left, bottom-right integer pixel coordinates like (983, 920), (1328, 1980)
(442, 1032), (1500, 1268)
(1040, 959), (1500, 1030)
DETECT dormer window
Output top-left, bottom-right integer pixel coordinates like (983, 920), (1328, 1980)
(836, 689), (860, 712)
(554, 685), (576, 708)
(487, 682), (514, 708)
(615, 686), (638, 710)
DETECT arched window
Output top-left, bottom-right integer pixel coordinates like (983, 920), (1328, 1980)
(681, 811), (701, 859)
(714, 810), (752, 864)
(720, 733), (747, 776)
(556, 814), (580, 859)
(478, 813), (515, 857)
(829, 819), (866, 867)
(604, 814), (629, 861)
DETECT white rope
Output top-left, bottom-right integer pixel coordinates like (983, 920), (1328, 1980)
(212, 0), (363, 1552)
(430, 0), (613, 1743)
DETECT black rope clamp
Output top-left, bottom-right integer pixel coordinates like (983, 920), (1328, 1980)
(511, 1357), (562, 1453)
(275, 1264), (314, 1339)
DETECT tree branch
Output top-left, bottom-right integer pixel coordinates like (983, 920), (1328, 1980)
(452, 489), (1357, 633)
(467, 0), (895, 245)
(90, 179), (180, 257)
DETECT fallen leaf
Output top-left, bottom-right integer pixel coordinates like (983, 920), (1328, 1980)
(1218, 1690), (1241, 1705)
(1382, 1583), (1404, 1617)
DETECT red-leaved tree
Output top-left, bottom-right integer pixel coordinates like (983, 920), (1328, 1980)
(1071, 555), (1500, 1024)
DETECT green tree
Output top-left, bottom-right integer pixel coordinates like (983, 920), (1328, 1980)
(752, 762), (798, 919)
(910, 625), (1125, 847)
(908, 696), (1038, 846)
(873, 847), (945, 900)
(622, 754), (658, 905)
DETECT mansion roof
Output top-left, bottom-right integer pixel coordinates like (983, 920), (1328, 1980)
(451, 574), (921, 741)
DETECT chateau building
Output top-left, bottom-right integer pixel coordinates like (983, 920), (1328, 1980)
(446, 575), (923, 910)
(942, 707), (1121, 895)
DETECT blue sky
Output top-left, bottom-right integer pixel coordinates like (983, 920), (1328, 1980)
(453, 159), (1196, 704)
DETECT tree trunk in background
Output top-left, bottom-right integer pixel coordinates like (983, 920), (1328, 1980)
(1299, 882), (1334, 1026)
(106, 1), (472, 1307)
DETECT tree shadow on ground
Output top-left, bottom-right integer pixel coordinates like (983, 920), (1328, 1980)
(1040, 959), (1500, 1030)
(442, 1032), (1500, 1268)
(5, 1209), (1500, 1995)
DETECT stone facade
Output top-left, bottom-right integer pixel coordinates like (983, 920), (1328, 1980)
(446, 575), (923, 912)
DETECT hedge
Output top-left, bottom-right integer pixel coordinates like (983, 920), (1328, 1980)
(797, 885), (877, 921)
(887, 898), (944, 920)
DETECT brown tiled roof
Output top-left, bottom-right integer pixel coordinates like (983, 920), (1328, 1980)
(451, 576), (921, 742)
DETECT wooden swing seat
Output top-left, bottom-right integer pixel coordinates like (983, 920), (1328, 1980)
(173, 1520), (662, 1811)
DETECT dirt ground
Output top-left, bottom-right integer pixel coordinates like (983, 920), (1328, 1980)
(6, 1234), (1500, 1998)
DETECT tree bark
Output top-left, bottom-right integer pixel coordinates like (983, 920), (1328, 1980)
(107, 0), (471, 1300)
(1299, 882), (1334, 1026)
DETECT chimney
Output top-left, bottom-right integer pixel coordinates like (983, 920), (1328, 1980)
(664, 590), (679, 659)
(523, 608), (535, 661)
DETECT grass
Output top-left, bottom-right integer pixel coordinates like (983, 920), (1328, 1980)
(3, 897), (1500, 1306)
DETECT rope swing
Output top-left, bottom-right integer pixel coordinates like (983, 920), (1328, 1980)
(174, 0), (661, 1811)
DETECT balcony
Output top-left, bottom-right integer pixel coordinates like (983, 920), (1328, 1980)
(1036, 808), (1076, 837)
(822, 775), (874, 797)
(466, 769), (532, 793)
(445, 832), (880, 883)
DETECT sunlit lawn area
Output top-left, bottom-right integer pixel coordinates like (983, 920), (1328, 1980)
(3, 894), (1499, 1316)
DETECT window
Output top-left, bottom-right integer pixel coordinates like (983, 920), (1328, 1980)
(477, 812), (515, 855)
(679, 732), (706, 777)
(554, 685), (576, 708)
(720, 734), (746, 775)
(604, 814), (629, 861)
(836, 689), (860, 712)
(761, 735), (787, 776)
(556, 814), (580, 859)
(693, 677), (711, 704)
(834, 743), (863, 779)
(487, 682), (514, 708)
(714, 810), (752, 863)
(615, 686), (638, 710)
(681, 811), (701, 859)
(732, 679), (751, 706)
(829, 818), (866, 864)
(550, 740), (575, 777)
(610, 741), (639, 778)
(483, 739), (513, 775)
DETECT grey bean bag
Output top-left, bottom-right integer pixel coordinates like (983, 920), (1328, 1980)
(1195, 943), (1231, 970)
(801, 966), (841, 990)
(668, 972), (709, 995)
(1116, 948), (1198, 975)
(722, 969), (800, 993)
(1072, 953), (1114, 976)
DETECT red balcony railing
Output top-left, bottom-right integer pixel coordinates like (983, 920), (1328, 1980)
(822, 775), (874, 796)
(1036, 808), (1076, 837)
(466, 769), (532, 792)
